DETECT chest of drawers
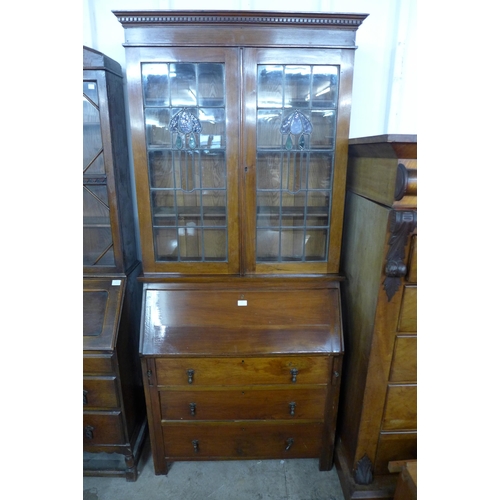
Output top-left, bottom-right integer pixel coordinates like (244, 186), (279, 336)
(335, 135), (417, 499)
(139, 279), (344, 474)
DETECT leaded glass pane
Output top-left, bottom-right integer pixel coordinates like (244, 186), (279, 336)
(256, 63), (338, 263)
(142, 62), (228, 262)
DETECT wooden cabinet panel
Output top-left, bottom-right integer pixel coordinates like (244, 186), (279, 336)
(162, 422), (323, 459)
(159, 386), (326, 420)
(398, 286), (417, 332)
(382, 385), (417, 431)
(407, 236), (417, 284)
(83, 377), (119, 408)
(83, 412), (125, 445)
(390, 336), (417, 383)
(155, 356), (330, 386)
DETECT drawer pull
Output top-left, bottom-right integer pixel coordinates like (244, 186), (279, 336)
(285, 438), (294, 451)
(187, 369), (194, 384)
(85, 425), (94, 440)
(189, 402), (197, 416)
(290, 368), (298, 383)
(289, 402), (296, 416)
(83, 390), (88, 405)
(192, 439), (199, 453)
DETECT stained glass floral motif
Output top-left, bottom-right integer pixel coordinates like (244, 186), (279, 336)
(169, 108), (202, 149)
(280, 110), (313, 150)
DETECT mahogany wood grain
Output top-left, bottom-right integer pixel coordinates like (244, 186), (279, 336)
(155, 357), (330, 386)
(161, 421), (323, 460)
(159, 386), (327, 420)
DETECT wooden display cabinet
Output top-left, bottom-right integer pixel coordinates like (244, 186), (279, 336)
(114, 10), (367, 475)
(335, 135), (417, 499)
(83, 46), (147, 481)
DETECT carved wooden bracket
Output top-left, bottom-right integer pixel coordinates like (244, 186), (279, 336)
(354, 454), (373, 485)
(383, 210), (417, 301)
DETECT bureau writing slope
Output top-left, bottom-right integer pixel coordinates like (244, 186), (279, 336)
(335, 135), (417, 500)
(114, 10), (367, 475)
(83, 46), (147, 481)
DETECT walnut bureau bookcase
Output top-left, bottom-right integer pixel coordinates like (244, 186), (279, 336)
(335, 135), (417, 499)
(114, 10), (367, 475)
(83, 46), (147, 481)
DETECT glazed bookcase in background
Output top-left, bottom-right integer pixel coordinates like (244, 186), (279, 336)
(83, 46), (147, 481)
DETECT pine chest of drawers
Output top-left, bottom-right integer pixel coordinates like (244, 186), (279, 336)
(139, 279), (344, 474)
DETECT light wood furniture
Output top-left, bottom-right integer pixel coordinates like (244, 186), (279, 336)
(114, 10), (367, 475)
(334, 135), (417, 499)
(83, 46), (147, 481)
(389, 461), (417, 500)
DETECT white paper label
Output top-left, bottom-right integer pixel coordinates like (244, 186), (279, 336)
(237, 300), (247, 306)
(112, 279), (121, 286)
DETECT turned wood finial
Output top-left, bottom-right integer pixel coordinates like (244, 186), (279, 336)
(394, 163), (417, 201)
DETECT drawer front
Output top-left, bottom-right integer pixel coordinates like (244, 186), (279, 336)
(155, 356), (330, 386)
(83, 377), (119, 409)
(398, 286), (417, 333)
(390, 336), (417, 382)
(162, 422), (323, 459)
(83, 354), (115, 375)
(160, 387), (327, 421)
(382, 384), (417, 431)
(83, 412), (125, 445)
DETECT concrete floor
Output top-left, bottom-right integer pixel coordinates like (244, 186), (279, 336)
(83, 442), (346, 500)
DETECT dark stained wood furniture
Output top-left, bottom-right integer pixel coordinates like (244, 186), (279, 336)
(114, 10), (367, 475)
(335, 135), (417, 499)
(83, 46), (147, 481)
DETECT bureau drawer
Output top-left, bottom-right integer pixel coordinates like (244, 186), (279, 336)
(162, 421), (323, 459)
(83, 354), (115, 375)
(381, 384), (417, 431)
(83, 377), (119, 408)
(160, 386), (327, 421)
(155, 356), (330, 386)
(83, 411), (125, 445)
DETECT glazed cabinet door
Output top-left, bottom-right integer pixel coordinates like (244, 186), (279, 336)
(126, 47), (240, 274)
(242, 48), (353, 275)
(83, 75), (119, 271)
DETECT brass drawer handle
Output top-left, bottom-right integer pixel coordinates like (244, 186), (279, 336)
(192, 439), (199, 453)
(189, 402), (197, 416)
(85, 425), (94, 440)
(289, 402), (296, 416)
(290, 368), (298, 383)
(187, 369), (194, 384)
(285, 438), (294, 451)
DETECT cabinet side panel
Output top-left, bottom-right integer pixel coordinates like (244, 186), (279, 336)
(337, 192), (388, 467)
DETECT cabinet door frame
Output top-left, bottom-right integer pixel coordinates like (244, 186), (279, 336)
(242, 47), (354, 275)
(83, 69), (125, 274)
(126, 46), (241, 275)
